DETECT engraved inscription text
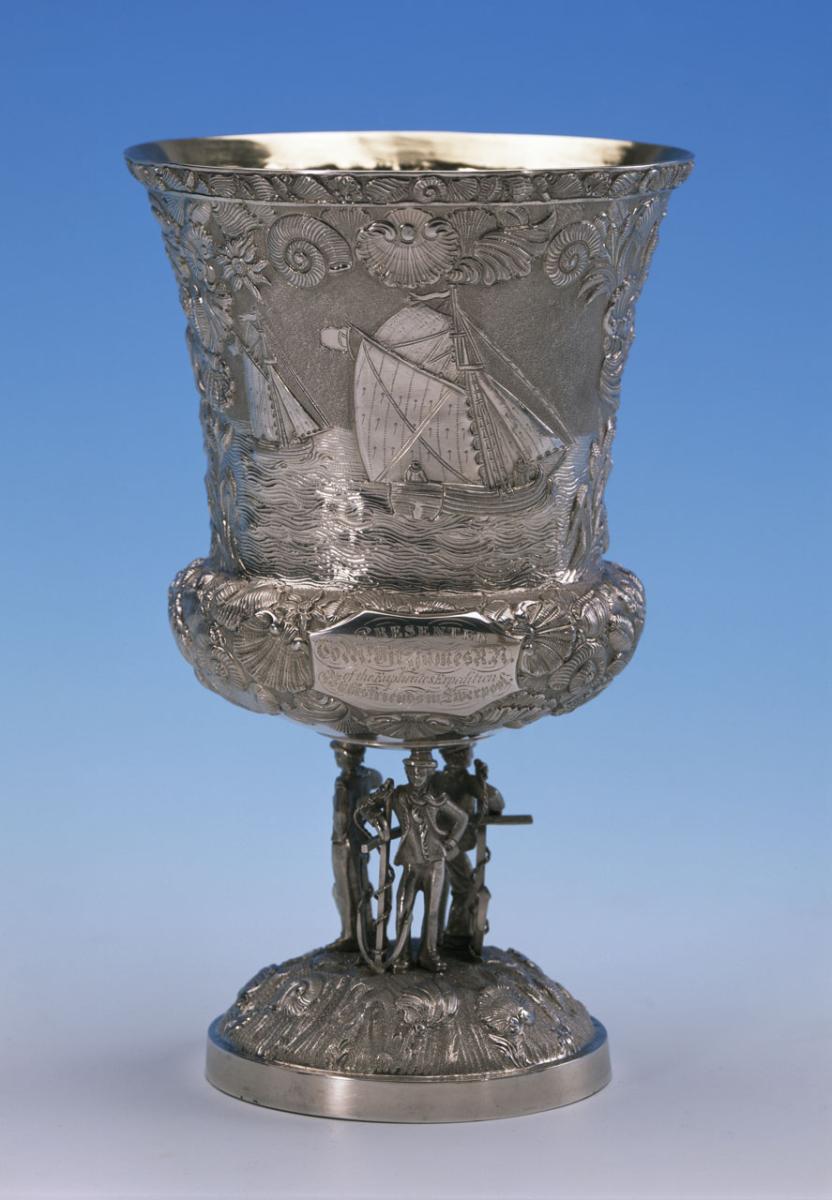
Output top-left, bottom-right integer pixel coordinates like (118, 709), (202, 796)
(309, 612), (522, 716)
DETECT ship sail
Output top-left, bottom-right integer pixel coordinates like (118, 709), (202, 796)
(478, 375), (559, 470)
(354, 339), (478, 484)
(352, 302), (562, 489)
(242, 352), (321, 445)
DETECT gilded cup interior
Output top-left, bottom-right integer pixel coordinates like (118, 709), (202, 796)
(124, 131), (693, 175)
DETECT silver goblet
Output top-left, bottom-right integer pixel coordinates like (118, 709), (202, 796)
(126, 131), (692, 1121)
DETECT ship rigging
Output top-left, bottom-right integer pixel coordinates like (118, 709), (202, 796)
(323, 288), (568, 507)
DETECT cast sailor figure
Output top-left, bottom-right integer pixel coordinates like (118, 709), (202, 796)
(390, 749), (468, 973)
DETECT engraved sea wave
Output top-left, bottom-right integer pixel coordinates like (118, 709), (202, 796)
(219, 425), (599, 590)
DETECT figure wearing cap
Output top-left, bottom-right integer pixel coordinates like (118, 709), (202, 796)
(391, 749), (468, 974)
(329, 742), (382, 952)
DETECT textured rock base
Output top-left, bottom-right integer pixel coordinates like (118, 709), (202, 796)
(206, 945), (610, 1121)
(215, 944), (597, 1076)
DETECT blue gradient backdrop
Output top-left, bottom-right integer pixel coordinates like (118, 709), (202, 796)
(1, 2), (829, 1197)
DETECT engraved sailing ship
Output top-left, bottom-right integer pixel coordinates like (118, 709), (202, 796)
(322, 290), (569, 520)
(238, 313), (325, 449)
(241, 354), (323, 443)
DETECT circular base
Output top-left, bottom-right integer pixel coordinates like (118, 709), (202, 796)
(206, 1018), (610, 1123)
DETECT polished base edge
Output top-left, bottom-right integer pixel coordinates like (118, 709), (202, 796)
(206, 1017), (610, 1123)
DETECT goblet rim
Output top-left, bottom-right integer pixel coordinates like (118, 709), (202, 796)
(124, 129), (694, 177)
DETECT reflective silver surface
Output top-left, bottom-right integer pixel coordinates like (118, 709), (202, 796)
(127, 130), (691, 1121)
(127, 130), (691, 746)
(206, 1013), (611, 1123)
(125, 129), (693, 173)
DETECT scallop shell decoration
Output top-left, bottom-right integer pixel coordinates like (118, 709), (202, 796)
(355, 208), (461, 288)
(267, 215), (352, 288)
(544, 221), (605, 287)
(234, 609), (314, 693)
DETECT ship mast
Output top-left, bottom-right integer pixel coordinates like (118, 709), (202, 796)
(336, 294), (563, 489)
(450, 288), (513, 491)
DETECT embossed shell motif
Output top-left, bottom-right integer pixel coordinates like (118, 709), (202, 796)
(235, 609), (314, 692)
(544, 220), (605, 287)
(355, 207), (461, 288)
(267, 214), (352, 288)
